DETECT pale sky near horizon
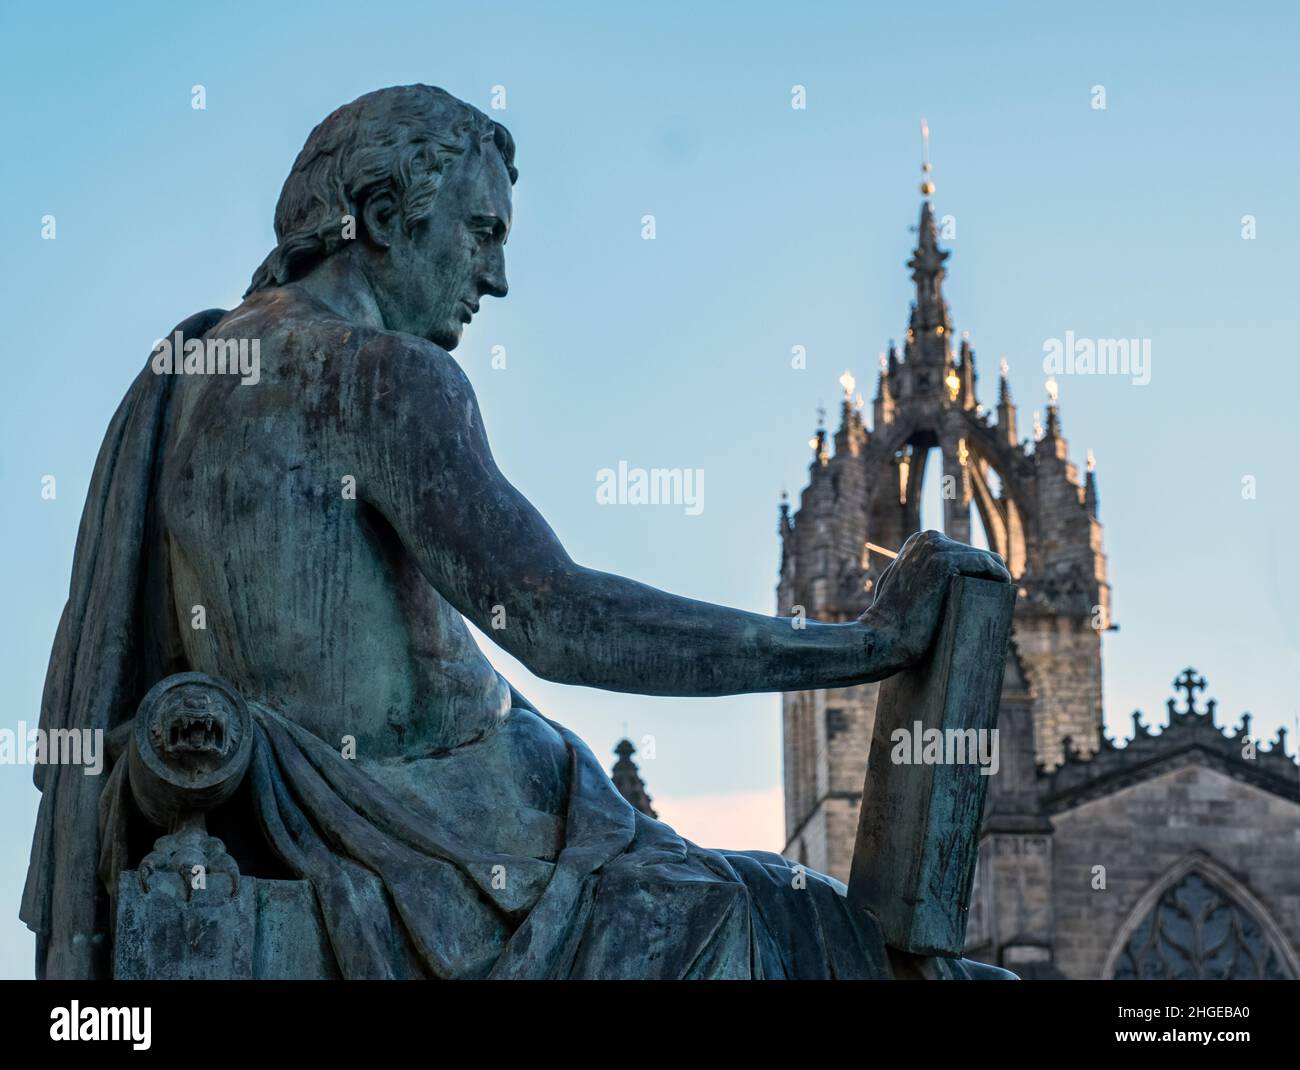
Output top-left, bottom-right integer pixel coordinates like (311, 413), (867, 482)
(1, 1), (1297, 978)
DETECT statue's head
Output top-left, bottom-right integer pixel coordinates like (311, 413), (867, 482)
(247, 85), (517, 350)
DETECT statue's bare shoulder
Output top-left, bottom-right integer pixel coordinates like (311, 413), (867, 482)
(347, 320), (483, 446)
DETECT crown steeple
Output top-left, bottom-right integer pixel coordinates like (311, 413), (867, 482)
(778, 128), (1114, 882)
(905, 120), (952, 380)
(907, 201), (952, 345)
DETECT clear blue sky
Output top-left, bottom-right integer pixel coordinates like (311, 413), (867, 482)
(1, 1), (1297, 977)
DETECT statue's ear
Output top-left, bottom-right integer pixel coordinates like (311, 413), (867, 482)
(359, 189), (400, 251)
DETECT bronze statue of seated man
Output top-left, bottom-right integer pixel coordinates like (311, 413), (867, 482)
(22, 85), (1013, 980)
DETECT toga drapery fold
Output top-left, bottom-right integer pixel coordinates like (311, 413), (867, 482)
(22, 309), (228, 979)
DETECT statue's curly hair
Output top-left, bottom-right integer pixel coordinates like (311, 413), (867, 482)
(246, 85), (517, 296)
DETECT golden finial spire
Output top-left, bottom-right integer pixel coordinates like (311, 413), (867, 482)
(920, 118), (935, 197)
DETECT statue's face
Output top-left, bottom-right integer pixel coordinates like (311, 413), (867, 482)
(384, 144), (512, 349)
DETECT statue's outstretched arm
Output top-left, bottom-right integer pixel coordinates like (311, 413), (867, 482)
(352, 335), (1009, 696)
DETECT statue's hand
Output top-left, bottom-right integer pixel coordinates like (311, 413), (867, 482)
(858, 531), (1011, 669)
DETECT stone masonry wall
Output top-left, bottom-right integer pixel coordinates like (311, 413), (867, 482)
(1049, 764), (1300, 979)
(1014, 615), (1102, 769)
(781, 681), (878, 882)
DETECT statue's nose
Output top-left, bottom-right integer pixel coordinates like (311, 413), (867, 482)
(478, 249), (508, 299)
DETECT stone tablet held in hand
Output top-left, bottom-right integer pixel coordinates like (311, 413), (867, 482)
(848, 574), (1016, 957)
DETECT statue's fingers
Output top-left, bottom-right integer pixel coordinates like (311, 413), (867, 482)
(951, 550), (1011, 582)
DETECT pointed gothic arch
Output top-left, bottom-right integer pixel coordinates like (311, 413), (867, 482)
(1101, 852), (1299, 980)
(862, 418), (1033, 581)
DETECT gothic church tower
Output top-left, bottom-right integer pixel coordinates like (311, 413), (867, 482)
(777, 146), (1110, 881)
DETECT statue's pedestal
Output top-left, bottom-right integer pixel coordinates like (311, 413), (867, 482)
(113, 874), (336, 979)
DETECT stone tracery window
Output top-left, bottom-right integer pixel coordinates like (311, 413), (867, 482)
(1114, 871), (1289, 980)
